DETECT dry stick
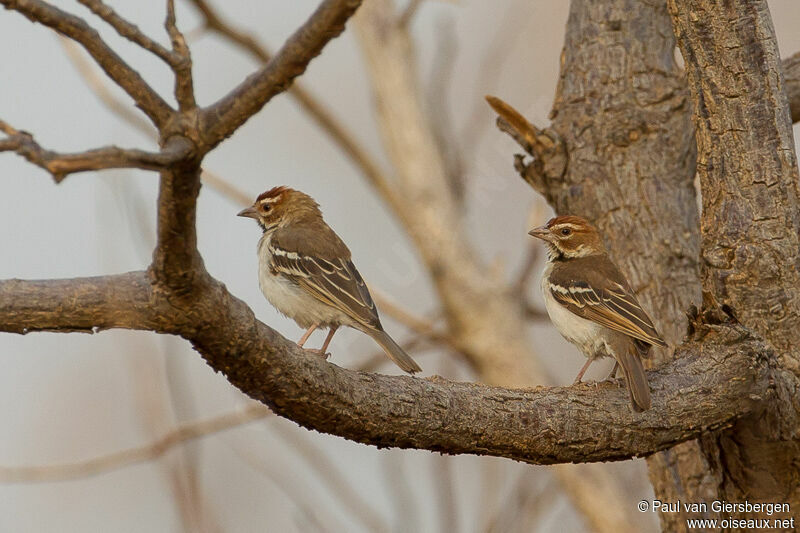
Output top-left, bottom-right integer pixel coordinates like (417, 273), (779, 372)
(0, 0), (173, 127)
(165, 0), (196, 111)
(186, 0), (401, 213)
(76, 0), (178, 66)
(198, 0), (365, 151)
(0, 120), (190, 182)
(0, 404), (270, 483)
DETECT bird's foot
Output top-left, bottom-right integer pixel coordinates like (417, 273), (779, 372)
(304, 348), (331, 359)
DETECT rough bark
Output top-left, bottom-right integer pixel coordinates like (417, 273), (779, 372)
(3, 0), (800, 530)
(667, 0), (800, 527)
(353, 2), (642, 530)
(493, 0), (800, 530)
(533, 4), (713, 530)
(0, 274), (782, 465)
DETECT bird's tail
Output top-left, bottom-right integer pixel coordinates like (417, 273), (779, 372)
(616, 346), (651, 412)
(367, 328), (422, 374)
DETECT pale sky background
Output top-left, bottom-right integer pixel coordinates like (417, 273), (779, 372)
(1, 1), (799, 532)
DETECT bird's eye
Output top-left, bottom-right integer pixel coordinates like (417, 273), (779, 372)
(560, 228), (571, 236)
(261, 204), (272, 212)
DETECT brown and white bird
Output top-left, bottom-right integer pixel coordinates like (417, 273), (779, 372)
(529, 216), (666, 411)
(238, 186), (421, 374)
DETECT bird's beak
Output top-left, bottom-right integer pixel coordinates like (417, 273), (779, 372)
(528, 225), (551, 241)
(237, 206), (259, 220)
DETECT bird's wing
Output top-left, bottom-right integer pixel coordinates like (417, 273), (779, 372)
(269, 230), (380, 329)
(548, 259), (667, 347)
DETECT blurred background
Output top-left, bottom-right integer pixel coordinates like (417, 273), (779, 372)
(1, 1), (799, 532)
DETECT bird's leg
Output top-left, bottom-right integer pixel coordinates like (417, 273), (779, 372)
(605, 362), (620, 382)
(573, 358), (594, 384)
(297, 323), (319, 348)
(319, 326), (338, 353)
(306, 326), (338, 359)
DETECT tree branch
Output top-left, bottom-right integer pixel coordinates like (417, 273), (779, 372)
(165, 0), (196, 111)
(0, 273), (783, 465)
(76, 0), (178, 66)
(486, 95), (566, 201)
(0, 0), (174, 128)
(187, 0), (401, 214)
(0, 121), (191, 182)
(669, 0), (800, 363)
(198, 0), (363, 151)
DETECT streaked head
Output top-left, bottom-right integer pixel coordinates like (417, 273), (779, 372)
(237, 186), (322, 232)
(528, 215), (605, 259)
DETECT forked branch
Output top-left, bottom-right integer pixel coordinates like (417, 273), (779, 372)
(0, 121), (191, 182)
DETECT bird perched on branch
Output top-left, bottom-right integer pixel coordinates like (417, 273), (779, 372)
(238, 186), (421, 374)
(529, 216), (666, 411)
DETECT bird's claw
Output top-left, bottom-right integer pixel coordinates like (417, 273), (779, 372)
(304, 348), (331, 359)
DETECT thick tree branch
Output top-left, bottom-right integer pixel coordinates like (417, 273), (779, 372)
(670, 0), (800, 364)
(0, 0), (173, 128)
(0, 121), (191, 182)
(198, 0), (363, 151)
(0, 275), (782, 465)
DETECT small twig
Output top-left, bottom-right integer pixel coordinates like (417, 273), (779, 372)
(1, 0), (173, 127)
(186, 0), (401, 212)
(0, 120), (191, 182)
(0, 404), (269, 483)
(77, 0), (179, 66)
(198, 0), (364, 152)
(485, 95), (567, 197)
(165, 0), (196, 110)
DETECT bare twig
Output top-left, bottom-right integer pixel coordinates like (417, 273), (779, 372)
(485, 95), (567, 198)
(198, 0), (364, 151)
(165, 0), (196, 111)
(186, 0), (402, 212)
(76, 0), (178, 66)
(0, 120), (191, 182)
(1, 0), (173, 127)
(0, 404), (269, 482)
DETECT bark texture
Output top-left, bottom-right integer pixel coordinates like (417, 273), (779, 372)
(668, 0), (800, 527)
(491, 0), (800, 530)
(3, 1), (800, 530)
